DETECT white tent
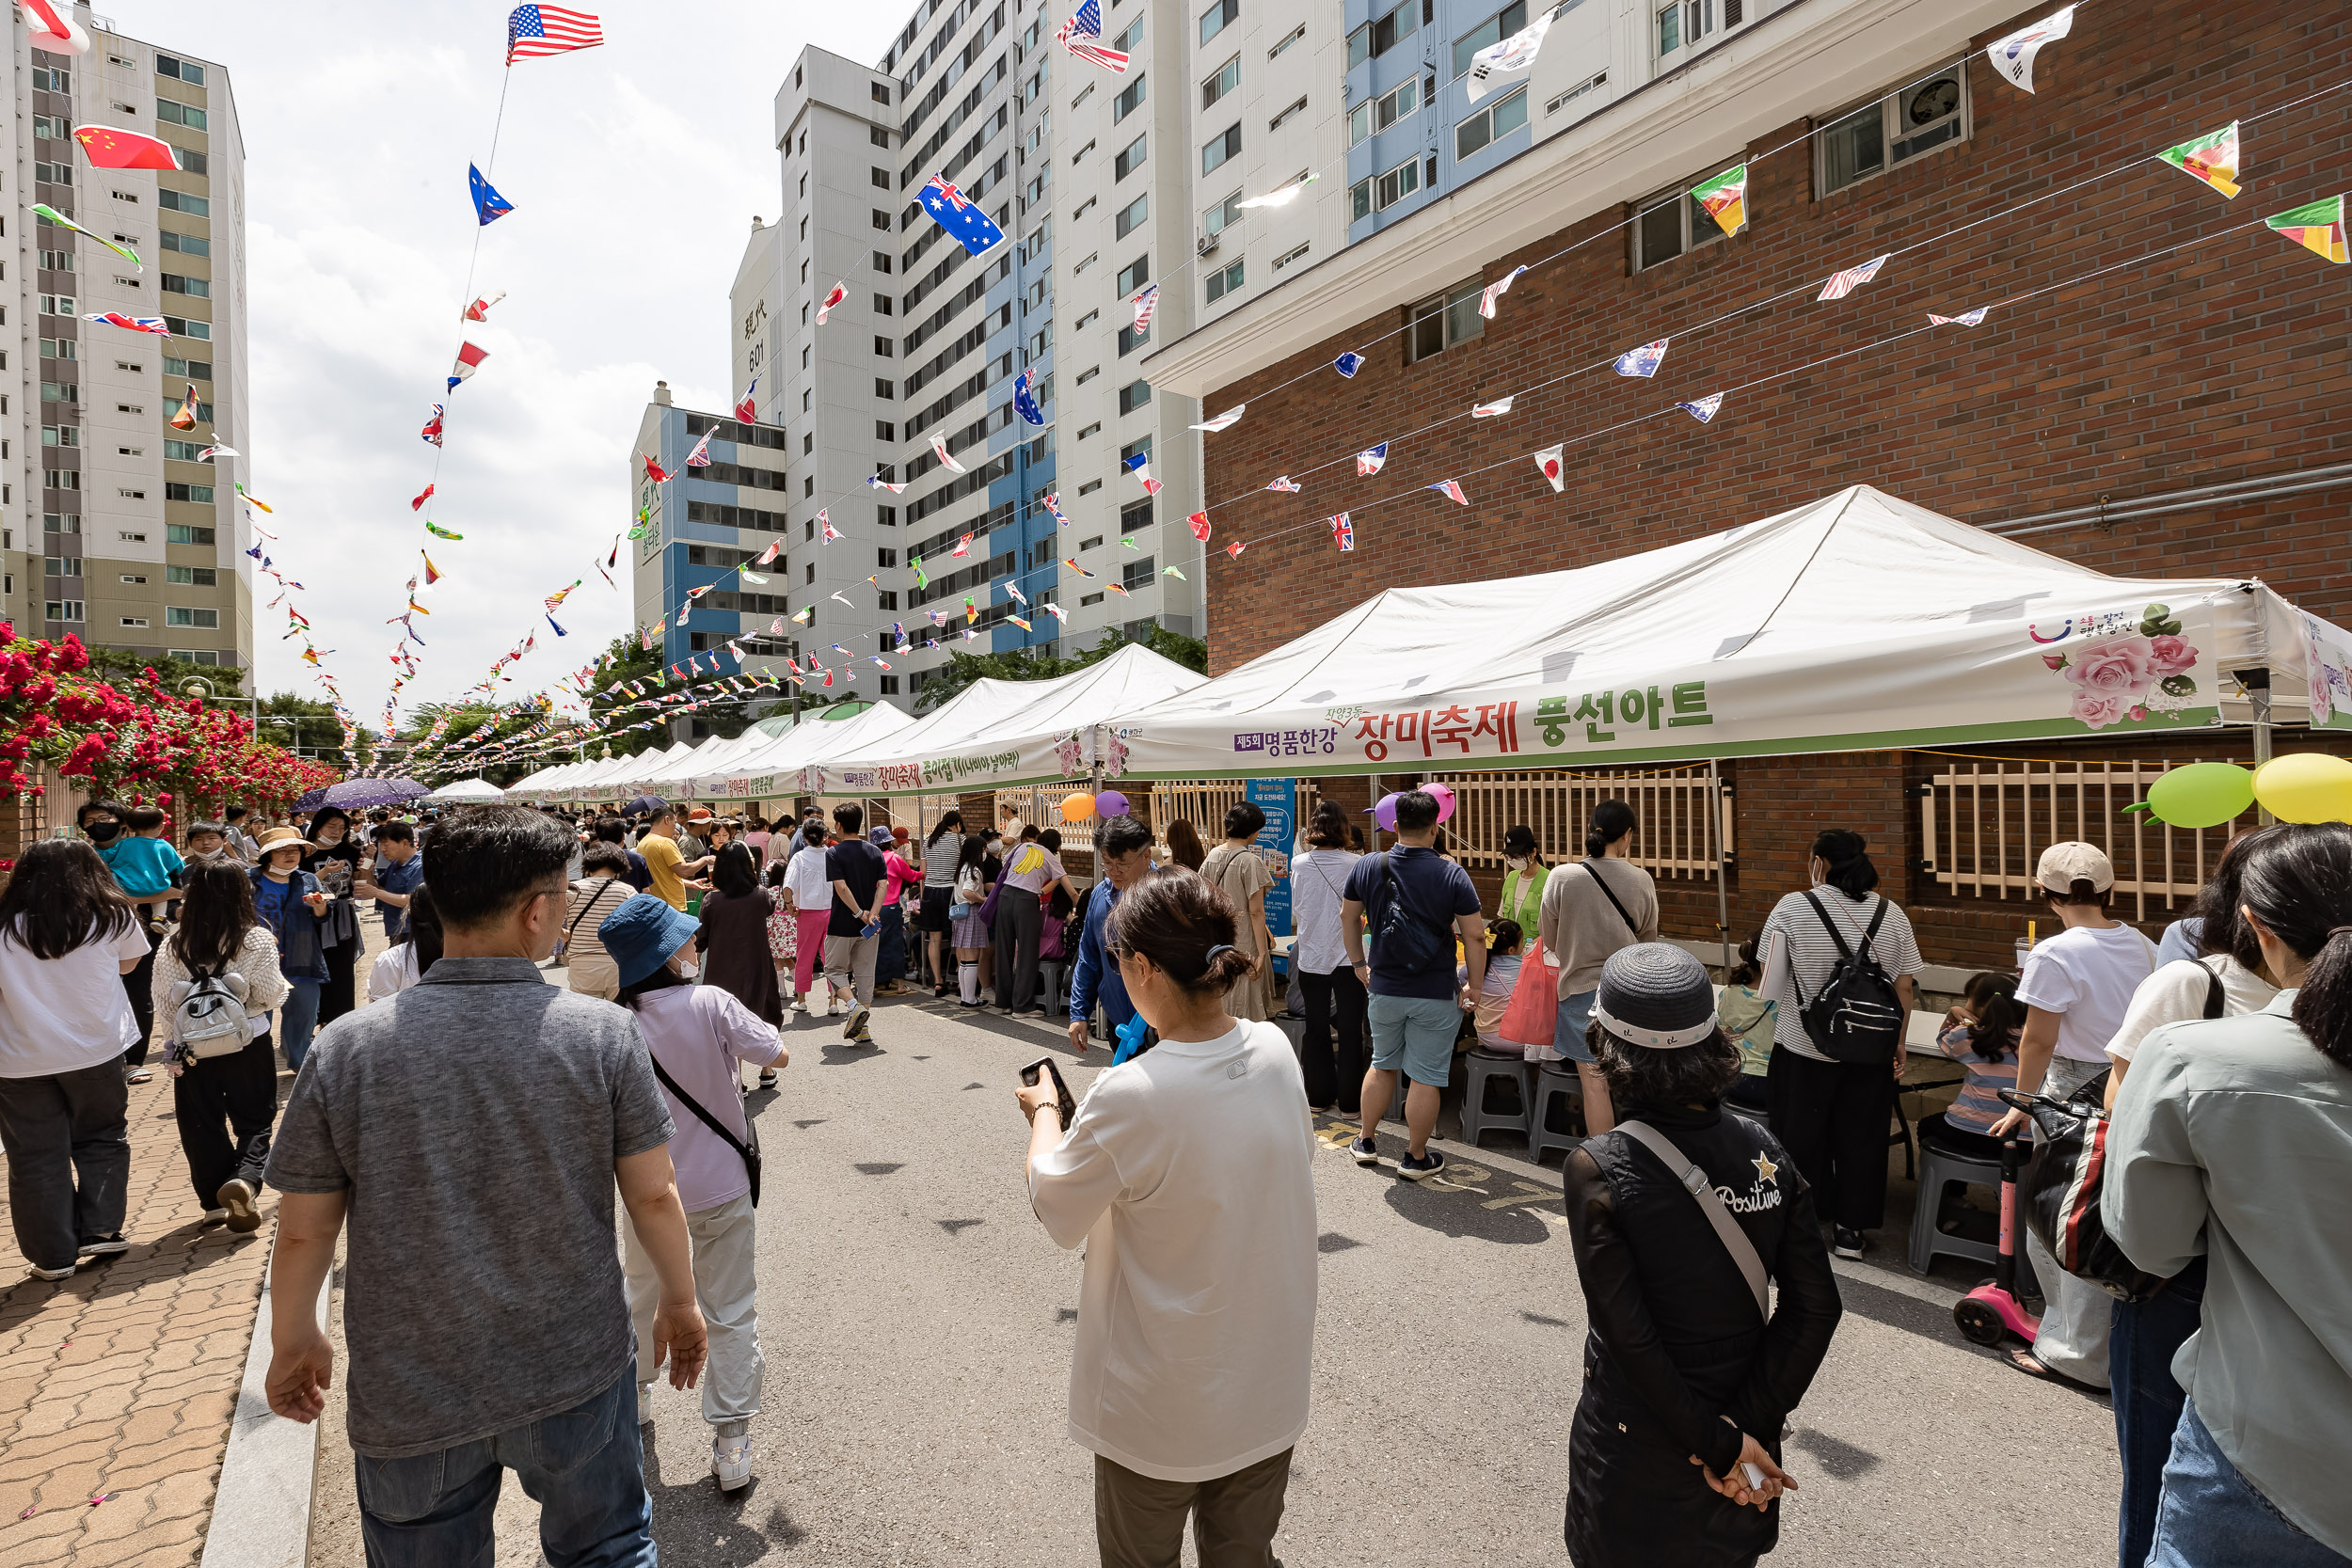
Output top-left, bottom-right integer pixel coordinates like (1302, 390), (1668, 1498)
(813, 643), (1209, 796)
(502, 759), (588, 799)
(691, 701), (920, 799)
(1103, 485), (2352, 781)
(422, 777), (505, 802)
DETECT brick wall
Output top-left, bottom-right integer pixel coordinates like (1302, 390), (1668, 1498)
(1183, 0), (2351, 974)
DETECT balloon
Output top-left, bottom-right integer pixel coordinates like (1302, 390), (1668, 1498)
(1058, 792), (1096, 822)
(2143, 762), (2253, 830)
(2253, 752), (2352, 824)
(1096, 789), (1130, 816)
(1367, 792), (1400, 832)
(1426, 782), (1457, 824)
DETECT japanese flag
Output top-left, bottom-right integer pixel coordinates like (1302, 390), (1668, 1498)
(1534, 445), (1565, 493)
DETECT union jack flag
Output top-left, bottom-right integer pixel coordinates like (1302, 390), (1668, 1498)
(1056, 0), (1131, 72)
(1428, 480), (1469, 505)
(1357, 443), (1389, 476)
(1818, 255), (1889, 301)
(1331, 513), (1354, 551)
(1264, 475), (1301, 493)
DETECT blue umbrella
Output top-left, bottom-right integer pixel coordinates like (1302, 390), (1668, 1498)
(294, 785), (331, 811)
(623, 793), (669, 816)
(319, 777), (430, 812)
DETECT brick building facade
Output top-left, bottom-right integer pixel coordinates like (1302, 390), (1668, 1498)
(1142, 0), (2352, 969)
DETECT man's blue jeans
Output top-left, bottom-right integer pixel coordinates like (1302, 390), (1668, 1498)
(355, 1367), (654, 1568)
(2148, 1398), (2351, 1568)
(278, 981), (323, 1072)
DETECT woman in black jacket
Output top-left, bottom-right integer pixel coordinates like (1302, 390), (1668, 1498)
(1563, 943), (1843, 1568)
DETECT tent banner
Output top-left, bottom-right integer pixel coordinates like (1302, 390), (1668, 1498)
(1109, 592), (2235, 780)
(2298, 608), (2352, 730)
(821, 726), (1088, 797)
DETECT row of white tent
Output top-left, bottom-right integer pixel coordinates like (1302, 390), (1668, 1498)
(502, 485), (2352, 808)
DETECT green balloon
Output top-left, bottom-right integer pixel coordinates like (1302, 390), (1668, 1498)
(2146, 762), (2254, 830)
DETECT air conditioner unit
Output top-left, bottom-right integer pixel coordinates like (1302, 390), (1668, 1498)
(1196, 232), (1219, 259)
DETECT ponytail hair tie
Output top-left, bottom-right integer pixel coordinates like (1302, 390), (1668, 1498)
(2331, 927), (2352, 942)
(1204, 943), (1236, 963)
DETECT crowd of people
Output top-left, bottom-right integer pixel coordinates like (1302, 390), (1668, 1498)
(0, 777), (2346, 1568)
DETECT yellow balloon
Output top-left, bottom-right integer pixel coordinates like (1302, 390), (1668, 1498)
(1058, 792), (1097, 823)
(2252, 752), (2352, 824)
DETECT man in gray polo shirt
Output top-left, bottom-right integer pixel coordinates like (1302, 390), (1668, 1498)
(263, 806), (707, 1567)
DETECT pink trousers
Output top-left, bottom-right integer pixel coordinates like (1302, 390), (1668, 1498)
(792, 909), (832, 996)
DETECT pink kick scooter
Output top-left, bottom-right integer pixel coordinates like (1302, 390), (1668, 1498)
(1952, 1131), (2042, 1346)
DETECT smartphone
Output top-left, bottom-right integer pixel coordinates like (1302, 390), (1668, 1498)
(1019, 1055), (1079, 1125)
(1740, 1461), (1768, 1492)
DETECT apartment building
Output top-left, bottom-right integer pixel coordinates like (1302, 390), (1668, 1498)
(8, 16), (250, 681)
(628, 380), (796, 740)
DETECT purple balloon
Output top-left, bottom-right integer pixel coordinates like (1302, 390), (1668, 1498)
(1096, 788), (1130, 817)
(1367, 792), (1400, 832)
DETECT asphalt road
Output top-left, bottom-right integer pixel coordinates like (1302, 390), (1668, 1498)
(310, 979), (2122, 1566)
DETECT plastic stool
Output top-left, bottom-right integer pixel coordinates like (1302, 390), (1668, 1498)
(1038, 959), (1070, 1019)
(1459, 1050), (1534, 1148)
(1528, 1063), (1584, 1165)
(1908, 1135), (2003, 1276)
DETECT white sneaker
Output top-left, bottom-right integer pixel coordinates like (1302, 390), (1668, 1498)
(637, 1383), (655, 1428)
(787, 996), (805, 1014)
(711, 1433), (754, 1491)
(25, 1261), (75, 1282)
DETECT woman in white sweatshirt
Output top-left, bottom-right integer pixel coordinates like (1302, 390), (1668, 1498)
(152, 856), (289, 1232)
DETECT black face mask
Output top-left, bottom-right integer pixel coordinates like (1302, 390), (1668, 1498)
(86, 821), (120, 844)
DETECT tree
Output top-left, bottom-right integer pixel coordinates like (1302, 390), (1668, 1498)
(913, 622), (1207, 714)
(257, 692), (356, 764)
(85, 646), (248, 697)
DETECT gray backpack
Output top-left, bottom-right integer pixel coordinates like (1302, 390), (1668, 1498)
(169, 962), (255, 1058)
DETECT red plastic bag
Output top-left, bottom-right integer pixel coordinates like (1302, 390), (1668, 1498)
(1498, 938), (1558, 1054)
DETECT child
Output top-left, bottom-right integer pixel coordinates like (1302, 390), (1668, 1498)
(600, 894), (783, 1494)
(1462, 919), (1525, 1054)
(102, 805), (186, 933)
(1927, 971), (2025, 1158)
(1718, 937), (1777, 1111)
(184, 821), (230, 859)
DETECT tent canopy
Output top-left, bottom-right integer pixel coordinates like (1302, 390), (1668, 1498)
(694, 700), (919, 799)
(422, 777), (505, 802)
(816, 642), (1208, 796)
(1104, 485), (2351, 782)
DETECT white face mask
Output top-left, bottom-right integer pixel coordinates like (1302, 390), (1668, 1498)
(1808, 860), (1827, 889)
(675, 959), (699, 979)
(1505, 855), (1530, 872)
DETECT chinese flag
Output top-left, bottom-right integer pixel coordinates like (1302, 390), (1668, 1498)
(72, 126), (181, 171)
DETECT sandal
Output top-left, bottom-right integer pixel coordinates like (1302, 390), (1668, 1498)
(2004, 1347), (2104, 1391)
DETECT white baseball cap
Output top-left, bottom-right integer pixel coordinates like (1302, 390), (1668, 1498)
(2037, 841), (2114, 894)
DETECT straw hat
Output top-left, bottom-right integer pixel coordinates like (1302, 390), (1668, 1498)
(253, 825), (318, 857)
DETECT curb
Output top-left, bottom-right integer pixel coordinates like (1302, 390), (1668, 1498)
(199, 1234), (333, 1568)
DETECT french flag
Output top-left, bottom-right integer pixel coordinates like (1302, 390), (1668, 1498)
(448, 341), (489, 390)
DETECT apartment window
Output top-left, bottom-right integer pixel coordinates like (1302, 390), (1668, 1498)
(1120, 436), (1153, 468)
(122, 575), (146, 584)
(1078, 421), (1102, 439)
(1349, 0), (1423, 67)
(1122, 555), (1156, 590)
(871, 81), (890, 103)
(870, 126), (892, 148)
(874, 336), (894, 356)
(164, 439), (204, 461)
(871, 208), (892, 230)
(159, 231), (210, 258)
(156, 189), (209, 216)
(40, 338), (77, 361)
(39, 294), (78, 317)
(870, 166), (892, 190)
(1114, 16), (1146, 53)
(39, 248), (73, 273)
(1349, 75), (1420, 146)
(1081, 592), (1104, 607)
(32, 114), (69, 139)
(165, 563), (216, 586)
(1199, 0), (1239, 44)
(1205, 259), (1245, 302)
(1075, 309), (1100, 331)
(1202, 190), (1243, 240)
(1547, 69), (1609, 117)
(1073, 196), (1098, 221)
(1202, 55), (1240, 110)
(1113, 74), (1146, 122)
(165, 483), (215, 503)
(1075, 365), (1100, 385)
(1118, 324), (1150, 356)
(1272, 241), (1311, 273)
(1077, 480), (1103, 496)
(876, 377), (896, 399)
(1116, 255), (1151, 295)
(43, 556), (81, 578)
(874, 293), (894, 315)
(1454, 87), (1529, 159)
(1817, 62), (1970, 195)
(161, 315), (211, 341)
(161, 273), (209, 298)
(1115, 194), (1149, 240)
(1201, 124), (1242, 175)
(1631, 178), (1725, 270)
(156, 54), (206, 85)
(33, 161), (74, 186)
(1115, 135), (1148, 181)
(45, 601), (84, 623)
(45, 514), (80, 533)
(120, 617), (150, 629)
(41, 425), (78, 448)
(1270, 95), (1308, 131)
(1454, 1), (1526, 76)
(1658, 0), (1743, 58)
(1352, 155), (1422, 220)
(166, 606), (219, 628)
(155, 98), (208, 131)
(876, 420), (897, 440)
(1407, 280), (1484, 361)
(873, 250), (894, 274)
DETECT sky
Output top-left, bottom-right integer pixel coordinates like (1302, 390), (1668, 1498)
(97, 2), (908, 733)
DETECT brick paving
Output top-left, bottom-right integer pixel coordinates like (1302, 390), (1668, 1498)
(0, 916), (390, 1568)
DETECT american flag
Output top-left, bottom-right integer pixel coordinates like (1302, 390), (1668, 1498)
(1818, 254), (1889, 302)
(1130, 283), (1159, 333)
(507, 6), (604, 64)
(1056, 1), (1131, 72)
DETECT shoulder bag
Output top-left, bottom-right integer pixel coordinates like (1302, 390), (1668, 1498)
(560, 879), (624, 960)
(1999, 1081), (2160, 1302)
(1614, 1118), (1772, 1322)
(647, 1055), (761, 1207)
(1579, 859), (1643, 938)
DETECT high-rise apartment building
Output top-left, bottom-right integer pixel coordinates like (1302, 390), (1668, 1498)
(7, 15), (249, 681)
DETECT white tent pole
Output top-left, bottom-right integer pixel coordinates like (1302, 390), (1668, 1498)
(1710, 758), (1730, 977)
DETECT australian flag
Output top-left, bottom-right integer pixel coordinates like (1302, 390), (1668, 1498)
(1013, 369), (1045, 426)
(469, 164), (514, 226)
(919, 175), (1005, 257)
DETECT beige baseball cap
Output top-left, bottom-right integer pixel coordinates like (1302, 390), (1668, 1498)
(2037, 840), (2114, 894)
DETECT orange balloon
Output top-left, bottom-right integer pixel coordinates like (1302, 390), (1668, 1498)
(1059, 792), (1097, 822)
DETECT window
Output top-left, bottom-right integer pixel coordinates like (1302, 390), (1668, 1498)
(165, 563), (215, 586)
(39, 248), (73, 273)
(122, 576), (147, 585)
(120, 618), (150, 629)
(1117, 324), (1150, 356)
(1407, 280), (1484, 360)
(1202, 190), (1243, 241)
(1122, 555), (1156, 590)
(161, 316), (211, 341)
(1115, 194), (1149, 240)
(1205, 259), (1245, 302)
(180, 150), (208, 175)
(41, 425), (78, 448)
(870, 125), (891, 148)
(1201, 124), (1242, 174)
(32, 114), (68, 139)
(1114, 16), (1146, 53)
(1353, 155), (1422, 220)
(874, 336), (894, 356)
(872, 208), (892, 230)
(1115, 135), (1148, 181)
(873, 249), (893, 275)
(43, 556), (81, 578)
(40, 383), (77, 404)
(46, 601), (84, 623)
(1348, 0), (1422, 67)
(1199, 0), (1239, 45)
(1270, 95), (1308, 131)
(161, 273), (209, 297)
(1078, 421), (1102, 439)
(31, 65), (69, 90)
(1113, 74), (1146, 122)
(1631, 178), (1726, 270)
(154, 98), (208, 131)
(33, 161), (73, 185)
(1454, 87), (1528, 159)
(40, 338), (78, 361)
(1658, 0), (1743, 58)
(1272, 241), (1311, 273)
(156, 189), (208, 216)
(1817, 62), (1970, 195)
(871, 166), (892, 189)
(1454, 1), (1526, 77)
(1202, 55), (1240, 110)
(1075, 365), (1100, 385)
(44, 514), (80, 533)
(1077, 480), (1103, 496)
(875, 377), (896, 399)
(165, 483), (215, 503)
(1116, 255), (1150, 295)
(1350, 75), (1421, 146)
(1075, 309), (1100, 331)
(166, 607), (219, 628)
(164, 439), (205, 461)
(155, 54), (206, 86)
(167, 524), (215, 545)
(39, 294), (77, 317)
(1547, 68), (1609, 117)
(872, 81), (891, 103)
(1120, 435), (1153, 469)
(876, 420), (897, 439)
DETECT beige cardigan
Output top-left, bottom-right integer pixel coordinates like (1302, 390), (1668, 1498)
(151, 923), (292, 1029)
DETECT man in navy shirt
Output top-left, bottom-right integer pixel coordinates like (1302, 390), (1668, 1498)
(824, 802), (889, 1045)
(1341, 789), (1485, 1180)
(362, 821), (424, 942)
(1068, 815), (1156, 1056)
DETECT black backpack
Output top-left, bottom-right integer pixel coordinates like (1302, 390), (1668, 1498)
(1375, 849), (1450, 976)
(1790, 892), (1905, 1062)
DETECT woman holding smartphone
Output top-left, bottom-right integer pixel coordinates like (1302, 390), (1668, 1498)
(1017, 869), (1317, 1564)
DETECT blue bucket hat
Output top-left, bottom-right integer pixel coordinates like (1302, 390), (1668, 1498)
(869, 827), (894, 846)
(599, 892), (701, 988)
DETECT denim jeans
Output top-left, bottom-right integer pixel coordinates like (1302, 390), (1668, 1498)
(278, 981), (324, 1072)
(2114, 1256), (2208, 1568)
(2148, 1398), (2351, 1567)
(355, 1365), (653, 1568)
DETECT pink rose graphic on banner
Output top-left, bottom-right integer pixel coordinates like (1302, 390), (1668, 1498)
(2063, 636), (2157, 702)
(2070, 689), (2132, 729)
(2036, 604), (2199, 730)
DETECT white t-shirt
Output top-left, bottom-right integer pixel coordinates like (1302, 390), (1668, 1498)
(2016, 921), (2160, 1063)
(0, 918), (154, 1078)
(1027, 1020), (1318, 1482)
(781, 842), (834, 909)
(368, 944), (421, 1003)
(2106, 954), (2279, 1064)
(1287, 845), (1361, 974)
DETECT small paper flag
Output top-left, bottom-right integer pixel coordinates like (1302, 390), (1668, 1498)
(1334, 352), (1365, 378)
(930, 433), (968, 472)
(1478, 265), (1530, 320)
(1692, 164), (1748, 238)
(2156, 121), (2241, 199)
(1164, 565), (1186, 579)
(1927, 308), (1991, 327)
(1613, 339), (1669, 378)
(1264, 475), (1301, 493)
(1357, 443), (1389, 476)
(1428, 480), (1469, 505)
(1818, 255), (1889, 301)
(411, 483), (436, 511)
(2265, 195), (2348, 264)
(426, 522), (464, 539)
(1470, 395), (1514, 418)
(1985, 5), (2076, 94)
(1677, 393), (1724, 423)
(1534, 445), (1565, 492)
(1190, 404), (1245, 433)
(1187, 511), (1212, 541)
(1330, 513), (1354, 552)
